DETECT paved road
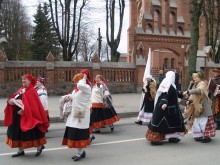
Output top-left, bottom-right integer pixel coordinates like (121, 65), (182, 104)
(0, 117), (219, 165)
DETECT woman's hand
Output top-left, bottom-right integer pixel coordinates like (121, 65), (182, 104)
(64, 96), (70, 102)
(183, 91), (189, 98)
(8, 98), (15, 105)
(161, 104), (167, 110)
(217, 90), (220, 95)
(17, 109), (24, 115)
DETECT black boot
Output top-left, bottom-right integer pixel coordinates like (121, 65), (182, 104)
(90, 135), (95, 143)
(11, 151), (25, 158)
(73, 151), (86, 161)
(35, 145), (45, 157)
(168, 138), (181, 143)
(135, 120), (142, 125)
(150, 142), (163, 146)
(110, 125), (114, 132)
(200, 138), (211, 143)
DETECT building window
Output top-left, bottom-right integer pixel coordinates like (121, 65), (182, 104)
(171, 58), (175, 69)
(164, 58), (168, 69)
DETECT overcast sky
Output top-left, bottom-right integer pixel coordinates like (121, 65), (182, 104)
(21, 0), (129, 53)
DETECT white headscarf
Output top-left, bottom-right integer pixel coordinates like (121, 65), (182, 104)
(154, 71), (176, 106)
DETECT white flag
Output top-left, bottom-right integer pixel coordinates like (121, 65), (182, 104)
(143, 48), (151, 83)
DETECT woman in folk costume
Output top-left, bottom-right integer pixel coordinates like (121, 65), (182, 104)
(208, 68), (220, 130)
(135, 75), (156, 125)
(146, 71), (185, 145)
(135, 48), (157, 125)
(4, 74), (49, 157)
(183, 72), (216, 143)
(62, 73), (91, 161)
(35, 77), (49, 122)
(90, 75), (120, 135)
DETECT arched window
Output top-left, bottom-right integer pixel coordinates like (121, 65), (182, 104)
(164, 58), (168, 69)
(177, 26), (184, 35)
(146, 23), (153, 33)
(169, 11), (176, 32)
(171, 58), (175, 69)
(154, 9), (160, 32)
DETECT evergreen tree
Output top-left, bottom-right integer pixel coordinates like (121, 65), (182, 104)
(32, 3), (59, 61)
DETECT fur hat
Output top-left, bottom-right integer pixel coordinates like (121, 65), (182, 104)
(73, 73), (84, 83)
(212, 68), (220, 73)
(192, 72), (204, 80)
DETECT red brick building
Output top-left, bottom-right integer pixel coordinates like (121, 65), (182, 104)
(128, 0), (192, 85)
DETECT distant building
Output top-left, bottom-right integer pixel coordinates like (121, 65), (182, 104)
(127, 0), (216, 86)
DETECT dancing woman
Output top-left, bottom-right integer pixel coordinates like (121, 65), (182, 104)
(4, 74), (49, 157)
(90, 75), (120, 135)
(62, 73), (91, 161)
(135, 75), (156, 125)
(183, 72), (215, 143)
(146, 71), (185, 145)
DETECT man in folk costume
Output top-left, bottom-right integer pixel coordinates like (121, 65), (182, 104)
(35, 77), (49, 122)
(209, 68), (220, 130)
(135, 48), (157, 125)
(62, 73), (91, 161)
(4, 74), (49, 157)
(183, 72), (216, 143)
(146, 71), (185, 145)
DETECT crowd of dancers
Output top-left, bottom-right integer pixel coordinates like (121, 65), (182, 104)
(2, 65), (220, 161)
(3, 69), (120, 161)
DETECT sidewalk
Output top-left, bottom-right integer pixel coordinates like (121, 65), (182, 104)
(0, 93), (141, 125)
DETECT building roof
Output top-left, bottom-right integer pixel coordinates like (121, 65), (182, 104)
(151, 0), (161, 6)
(170, 0), (177, 8)
(143, 13), (153, 20)
(177, 16), (185, 23)
(203, 46), (213, 54)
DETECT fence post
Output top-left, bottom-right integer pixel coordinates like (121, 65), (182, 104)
(135, 54), (146, 92)
(0, 50), (6, 84)
(46, 52), (55, 85)
(92, 53), (101, 79)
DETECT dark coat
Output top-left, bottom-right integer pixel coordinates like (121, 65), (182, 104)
(158, 74), (165, 85)
(148, 85), (185, 134)
(141, 84), (154, 113)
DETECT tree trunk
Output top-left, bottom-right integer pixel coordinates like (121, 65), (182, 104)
(186, 0), (204, 86)
(106, 0), (125, 62)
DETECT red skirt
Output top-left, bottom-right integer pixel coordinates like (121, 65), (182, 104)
(146, 129), (165, 142)
(62, 127), (90, 148)
(90, 103), (120, 129)
(204, 116), (216, 138)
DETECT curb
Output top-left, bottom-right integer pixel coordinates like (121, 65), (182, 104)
(0, 112), (138, 127)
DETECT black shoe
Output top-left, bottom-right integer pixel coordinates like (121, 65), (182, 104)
(73, 151), (86, 161)
(135, 121), (142, 125)
(194, 137), (203, 142)
(11, 151), (25, 157)
(168, 138), (181, 143)
(216, 125), (220, 130)
(150, 142), (163, 146)
(110, 125), (114, 132)
(200, 138), (211, 143)
(93, 130), (101, 133)
(90, 135), (95, 143)
(35, 145), (45, 157)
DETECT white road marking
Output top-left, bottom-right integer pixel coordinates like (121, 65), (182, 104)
(0, 138), (145, 157)
(0, 132), (193, 157)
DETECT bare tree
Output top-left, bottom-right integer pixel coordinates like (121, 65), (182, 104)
(106, 0), (125, 62)
(186, 0), (204, 86)
(203, 0), (220, 62)
(0, 0), (31, 60)
(76, 23), (96, 61)
(48, 0), (90, 61)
